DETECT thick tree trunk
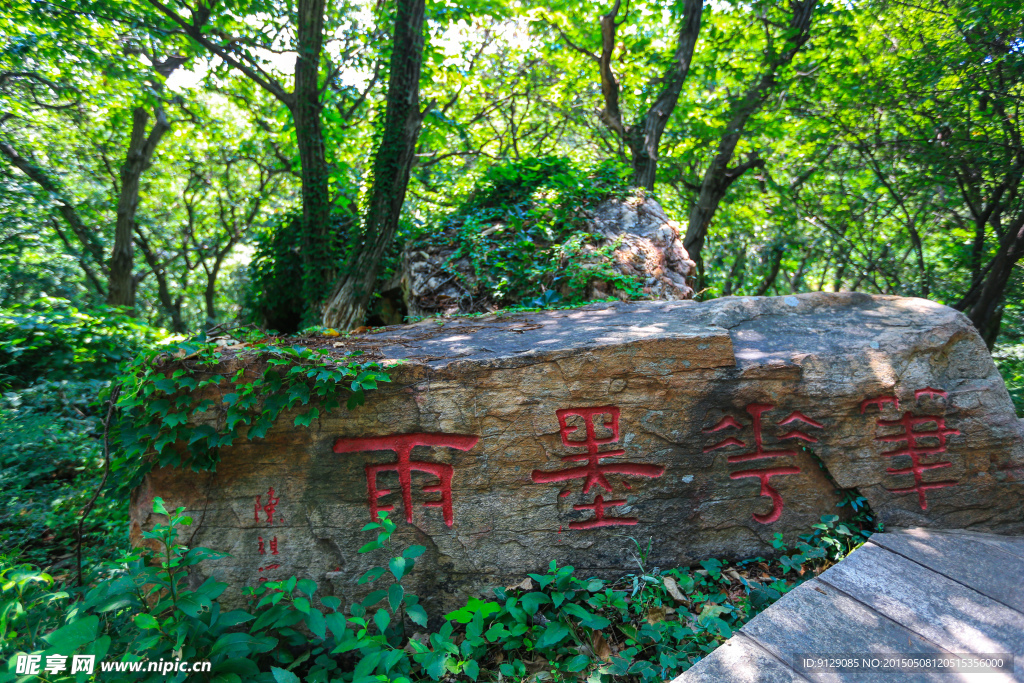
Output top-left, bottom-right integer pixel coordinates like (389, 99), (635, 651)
(321, 0), (427, 329)
(293, 0), (332, 317)
(961, 218), (1024, 348)
(108, 107), (168, 308)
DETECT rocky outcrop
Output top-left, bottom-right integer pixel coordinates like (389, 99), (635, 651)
(131, 293), (1024, 613)
(571, 197), (695, 301)
(401, 196), (695, 318)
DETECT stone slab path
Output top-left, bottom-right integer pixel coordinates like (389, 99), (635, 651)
(671, 527), (1024, 682)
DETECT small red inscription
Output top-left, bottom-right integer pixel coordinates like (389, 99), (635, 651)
(254, 487), (279, 525)
(863, 390), (960, 510)
(704, 403), (823, 524)
(333, 433), (479, 527)
(255, 489), (284, 583)
(532, 406), (665, 529)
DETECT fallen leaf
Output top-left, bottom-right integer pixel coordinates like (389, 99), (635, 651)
(506, 577), (533, 591)
(324, 329), (340, 337)
(724, 569), (742, 582)
(646, 606), (667, 625)
(352, 326), (369, 334)
(592, 632), (612, 662)
(662, 576), (689, 603)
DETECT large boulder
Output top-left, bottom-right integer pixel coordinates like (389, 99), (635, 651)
(131, 293), (1024, 613)
(401, 196), (695, 318)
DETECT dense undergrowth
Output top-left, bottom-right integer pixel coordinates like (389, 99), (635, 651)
(1, 497), (875, 683)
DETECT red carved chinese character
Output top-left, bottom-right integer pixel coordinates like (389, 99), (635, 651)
(254, 488), (279, 525)
(532, 406), (665, 528)
(704, 404), (823, 524)
(333, 433), (479, 527)
(569, 495), (637, 529)
(257, 537), (279, 555)
(861, 389), (960, 510)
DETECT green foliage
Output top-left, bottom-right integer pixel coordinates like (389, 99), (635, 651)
(244, 205), (359, 334)
(406, 157), (639, 313)
(112, 334), (391, 495)
(0, 300), (167, 389)
(0, 302), (166, 570)
(769, 508), (874, 578)
(1, 492), (874, 683)
(0, 379), (123, 570)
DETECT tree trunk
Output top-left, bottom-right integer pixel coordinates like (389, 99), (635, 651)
(961, 218), (1024, 348)
(683, 0), (817, 264)
(204, 269), (218, 327)
(293, 0), (332, 319)
(107, 104), (171, 308)
(597, 0), (703, 190)
(321, 0), (427, 329)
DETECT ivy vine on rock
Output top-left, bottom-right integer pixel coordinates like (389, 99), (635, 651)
(109, 335), (392, 493)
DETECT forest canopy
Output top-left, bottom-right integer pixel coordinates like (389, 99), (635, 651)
(0, 0), (1021, 342)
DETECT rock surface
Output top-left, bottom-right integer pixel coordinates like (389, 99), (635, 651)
(401, 196), (695, 318)
(131, 293), (1024, 613)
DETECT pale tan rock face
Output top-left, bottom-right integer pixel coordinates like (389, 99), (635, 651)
(130, 293), (1024, 613)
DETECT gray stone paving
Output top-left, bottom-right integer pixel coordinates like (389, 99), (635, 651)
(671, 527), (1024, 682)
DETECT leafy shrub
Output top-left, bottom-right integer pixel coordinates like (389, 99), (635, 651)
(244, 209), (358, 334)
(0, 302), (167, 571)
(407, 157), (640, 313)
(2, 496), (872, 683)
(0, 379), (123, 570)
(0, 299), (167, 389)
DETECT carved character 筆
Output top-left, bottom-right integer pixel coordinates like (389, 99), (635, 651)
(532, 406), (665, 529)
(333, 433), (479, 527)
(704, 404), (823, 524)
(861, 388), (960, 510)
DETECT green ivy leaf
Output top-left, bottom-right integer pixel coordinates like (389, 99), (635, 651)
(294, 407), (319, 427)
